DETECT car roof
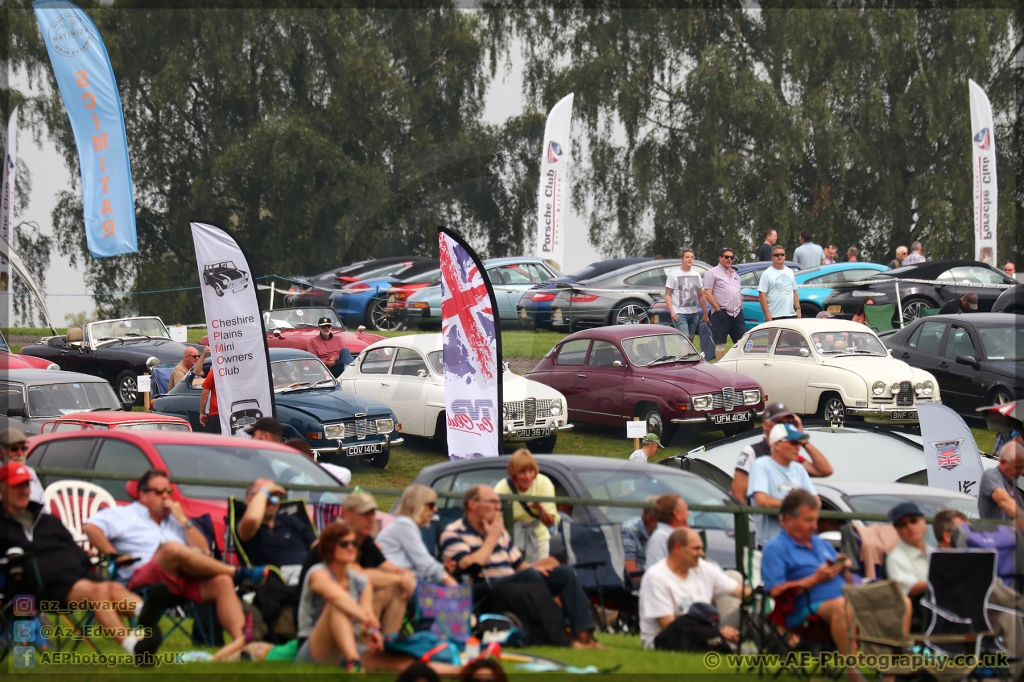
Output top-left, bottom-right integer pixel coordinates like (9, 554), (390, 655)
(361, 332), (442, 353)
(559, 326), (689, 343)
(484, 256), (554, 267)
(29, 428), (298, 450)
(3, 368), (111, 385)
(796, 263), (888, 278)
(734, 261), (800, 273)
(268, 347), (319, 361)
(815, 480), (975, 501)
(417, 453), (706, 478)
(738, 318), (875, 333)
(865, 259), (1007, 281)
(914, 313), (1017, 326)
(51, 411), (188, 424)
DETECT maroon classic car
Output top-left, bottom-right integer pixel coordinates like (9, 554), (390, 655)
(199, 308), (385, 355)
(526, 327), (765, 442)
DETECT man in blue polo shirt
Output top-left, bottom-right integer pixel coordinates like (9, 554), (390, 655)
(761, 489), (852, 654)
(748, 422), (819, 545)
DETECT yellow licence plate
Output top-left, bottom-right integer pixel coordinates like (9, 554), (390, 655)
(827, 305), (842, 313)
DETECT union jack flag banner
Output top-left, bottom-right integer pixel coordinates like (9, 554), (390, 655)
(919, 402), (984, 498)
(439, 227), (503, 460)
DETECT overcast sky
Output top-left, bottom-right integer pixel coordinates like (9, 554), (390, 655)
(9, 33), (602, 325)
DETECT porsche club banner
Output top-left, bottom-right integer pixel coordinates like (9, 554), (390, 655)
(191, 222), (275, 435)
(0, 107), (17, 326)
(535, 93), (574, 269)
(0, 235), (56, 333)
(439, 227), (502, 460)
(33, 0), (138, 258)
(918, 402), (984, 498)
(968, 79), (997, 266)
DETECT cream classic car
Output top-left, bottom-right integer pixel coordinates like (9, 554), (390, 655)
(340, 333), (573, 452)
(717, 319), (940, 423)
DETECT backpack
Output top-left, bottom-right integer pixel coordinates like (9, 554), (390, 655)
(383, 632), (461, 664)
(472, 613), (528, 647)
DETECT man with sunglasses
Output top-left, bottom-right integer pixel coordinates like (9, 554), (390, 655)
(168, 345), (208, 391)
(85, 469), (269, 661)
(0, 427), (44, 506)
(747, 423), (821, 545)
(702, 248), (745, 361)
(884, 502), (929, 630)
(758, 246), (801, 323)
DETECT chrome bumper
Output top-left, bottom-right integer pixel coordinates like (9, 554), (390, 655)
(311, 433), (400, 458)
(672, 409), (763, 426)
(501, 423), (573, 439)
(846, 407), (921, 420)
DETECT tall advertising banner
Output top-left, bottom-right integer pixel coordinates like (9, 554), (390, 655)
(33, 0), (138, 257)
(191, 222), (275, 435)
(535, 93), (573, 270)
(968, 79), (997, 266)
(439, 227), (502, 460)
(919, 402), (984, 498)
(0, 107), (17, 326)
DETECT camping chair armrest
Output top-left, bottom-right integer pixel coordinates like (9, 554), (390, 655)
(851, 633), (907, 648)
(919, 599), (972, 624)
(914, 631), (994, 644)
(986, 603), (1024, 618)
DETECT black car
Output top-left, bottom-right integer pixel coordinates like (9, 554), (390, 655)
(992, 283), (1024, 314)
(285, 257), (435, 308)
(881, 313), (1023, 416)
(404, 454), (740, 569)
(822, 259), (1015, 325)
(20, 317), (200, 410)
(202, 260), (250, 296)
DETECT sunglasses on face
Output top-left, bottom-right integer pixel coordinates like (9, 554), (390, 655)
(721, 255), (734, 260)
(7, 443), (28, 452)
(337, 540), (358, 549)
(144, 487), (173, 496)
(772, 254), (786, 258)
(895, 517), (921, 529)
(425, 501), (437, 510)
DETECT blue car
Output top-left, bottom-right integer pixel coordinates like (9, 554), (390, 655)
(741, 262), (889, 330)
(329, 258), (437, 330)
(152, 348), (403, 469)
(399, 256), (563, 330)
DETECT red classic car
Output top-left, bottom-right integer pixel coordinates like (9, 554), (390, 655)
(25, 430), (348, 543)
(41, 410), (192, 433)
(526, 326), (765, 443)
(0, 350), (59, 370)
(199, 307), (385, 354)
(381, 268), (440, 329)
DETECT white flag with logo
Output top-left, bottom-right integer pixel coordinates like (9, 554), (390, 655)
(918, 402), (984, 498)
(0, 107), (17, 327)
(969, 79), (997, 266)
(191, 222), (274, 434)
(535, 93), (573, 269)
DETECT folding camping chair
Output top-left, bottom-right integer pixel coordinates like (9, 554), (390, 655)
(862, 303), (896, 333)
(559, 521), (634, 632)
(750, 585), (840, 681)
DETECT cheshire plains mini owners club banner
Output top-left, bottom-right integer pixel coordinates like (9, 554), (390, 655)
(439, 227), (502, 460)
(34, 0), (138, 257)
(191, 222), (275, 435)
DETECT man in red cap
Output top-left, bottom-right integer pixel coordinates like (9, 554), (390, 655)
(0, 462), (161, 659)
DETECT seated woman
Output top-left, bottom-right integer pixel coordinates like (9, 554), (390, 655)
(851, 299), (875, 325)
(376, 485), (457, 586)
(493, 449), (558, 561)
(296, 521), (461, 675)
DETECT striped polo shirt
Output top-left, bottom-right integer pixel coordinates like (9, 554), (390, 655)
(439, 516), (523, 579)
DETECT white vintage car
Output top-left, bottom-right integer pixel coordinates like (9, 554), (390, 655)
(340, 333), (573, 452)
(717, 319), (940, 423)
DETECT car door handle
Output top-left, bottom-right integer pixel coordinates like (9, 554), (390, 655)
(381, 382), (391, 386)
(763, 362), (771, 367)
(901, 352), (910, 359)
(938, 362), (948, 368)
(577, 374), (587, 378)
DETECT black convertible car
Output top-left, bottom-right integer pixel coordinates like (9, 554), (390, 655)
(822, 259), (1015, 325)
(881, 313), (1023, 417)
(20, 317), (199, 410)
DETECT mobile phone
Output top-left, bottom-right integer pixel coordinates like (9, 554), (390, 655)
(828, 553), (848, 566)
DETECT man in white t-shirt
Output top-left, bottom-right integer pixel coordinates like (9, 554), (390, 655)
(664, 249), (709, 339)
(758, 246), (801, 322)
(629, 432), (663, 463)
(747, 423), (819, 545)
(639, 528), (748, 650)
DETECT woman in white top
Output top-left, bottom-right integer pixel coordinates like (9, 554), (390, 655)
(376, 485), (457, 586)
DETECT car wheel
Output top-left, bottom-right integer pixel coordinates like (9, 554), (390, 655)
(368, 298), (400, 331)
(638, 404), (677, 445)
(800, 302), (821, 319)
(612, 300), (649, 326)
(817, 392), (846, 424)
(213, 282), (224, 297)
(368, 449), (390, 469)
(433, 413), (448, 453)
(116, 370), (138, 409)
(900, 297), (932, 325)
(988, 387), (1014, 406)
(531, 433), (557, 454)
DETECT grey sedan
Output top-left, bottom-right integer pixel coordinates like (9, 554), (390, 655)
(1, 368), (123, 435)
(548, 259), (711, 330)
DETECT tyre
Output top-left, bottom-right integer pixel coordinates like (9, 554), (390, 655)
(817, 392), (846, 424)
(433, 413), (448, 453)
(530, 433), (558, 453)
(115, 369), (139, 410)
(213, 282), (224, 297)
(638, 404), (677, 444)
(368, 449), (390, 469)
(988, 387), (1014, 406)
(800, 302), (821, 319)
(899, 297), (932, 325)
(611, 300), (649, 326)
(368, 297), (400, 331)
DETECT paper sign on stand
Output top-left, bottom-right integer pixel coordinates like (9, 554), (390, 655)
(169, 325), (188, 343)
(626, 420), (647, 439)
(136, 375), (151, 394)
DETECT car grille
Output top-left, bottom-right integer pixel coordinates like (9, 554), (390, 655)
(896, 381), (914, 407)
(341, 419), (379, 440)
(505, 399), (555, 427)
(709, 388), (739, 411)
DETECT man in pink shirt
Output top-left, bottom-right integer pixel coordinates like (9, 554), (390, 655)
(702, 248), (745, 361)
(306, 317), (352, 377)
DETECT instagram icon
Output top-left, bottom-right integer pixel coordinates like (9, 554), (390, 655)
(13, 595), (36, 617)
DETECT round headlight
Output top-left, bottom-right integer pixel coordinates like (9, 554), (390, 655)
(146, 356), (160, 369)
(890, 382), (901, 395)
(550, 403), (561, 416)
(872, 381), (885, 396)
(922, 381), (934, 396)
(914, 382), (923, 395)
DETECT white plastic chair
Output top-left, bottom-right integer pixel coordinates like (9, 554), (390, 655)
(43, 480), (116, 551)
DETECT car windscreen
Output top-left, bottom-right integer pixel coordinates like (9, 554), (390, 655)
(845, 493), (978, 521)
(977, 325), (1023, 361)
(91, 318), (170, 339)
(271, 358), (336, 391)
(154, 444), (344, 503)
(114, 422), (192, 432)
(427, 351), (443, 375)
(264, 308), (342, 329)
(810, 330), (887, 355)
(26, 382), (122, 417)
(575, 468), (735, 530)
(620, 333), (699, 365)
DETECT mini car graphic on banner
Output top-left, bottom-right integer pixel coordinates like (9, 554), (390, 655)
(203, 260), (250, 297)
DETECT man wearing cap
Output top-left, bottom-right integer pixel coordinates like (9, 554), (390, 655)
(168, 345), (208, 391)
(339, 491), (416, 635)
(747, 423), (819, 545)
(1, 427), (45, 506)
(730, 404), (832, 502)
(939, 291), (979, 315)
(247, 417), (284, 443)
(0, 462), (161, 659)
(306, 317), (353, 377)
(630, 433), (664, 463)
(885, 502), (930, 629)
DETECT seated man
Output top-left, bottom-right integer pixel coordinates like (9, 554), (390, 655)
(933, 509), (968, 549)
(761, 489), (852, 654)
(339, 492), (417, 636)
(0, 463), (159, 658)
(645, 493), (689, 567)
(639, 528), (749, 651)
(84, 469), (270, 661)
(884, 502), (930, 630)
(307, 316), (354, 378)
(748, 423), (819, 545)
(1, 428), (45, 506)
(621, 496), (658, 577)
(440, 484), (601, 648)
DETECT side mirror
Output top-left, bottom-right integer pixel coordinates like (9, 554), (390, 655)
(612, 360), (623, 368)
(4, 391), (25, 417)
(955, 354), (980, 370)
(416, 369), (428, 378)
(273, 329), (282, 338)
(799, 348), (810, 357)
(357, 325), (366, 333)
